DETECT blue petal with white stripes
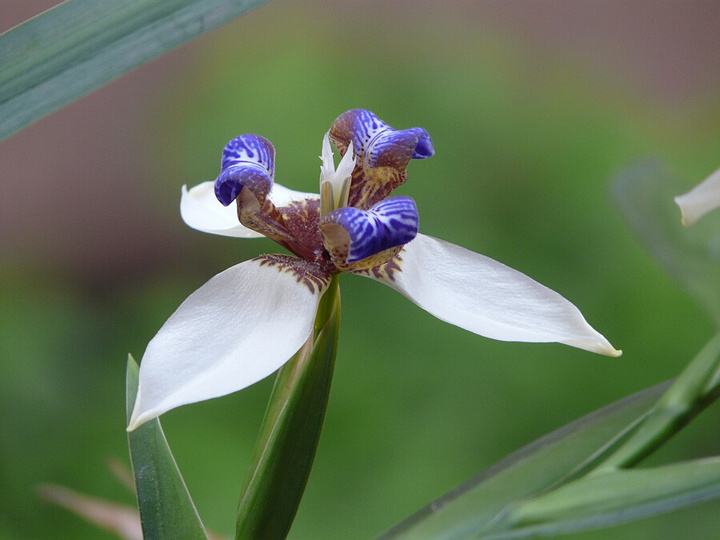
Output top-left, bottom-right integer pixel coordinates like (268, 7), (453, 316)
(329, 109), (434, 208)
(332, 109), (435, 165)
(321, 196), (419, 263)
(214, 134), (275, 206)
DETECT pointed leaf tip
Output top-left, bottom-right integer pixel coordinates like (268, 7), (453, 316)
(125, 356), (207, 539)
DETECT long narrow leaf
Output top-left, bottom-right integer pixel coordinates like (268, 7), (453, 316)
(0, 0), (264, 140)
(595, 333), (720, 471)
(126, 355), (207, 540)
(235, 277), (341, 540)
(381, 382), (669, 540)
(488, 458), (720, 539)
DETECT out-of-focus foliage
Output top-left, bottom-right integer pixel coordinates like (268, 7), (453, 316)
(0, 0), (264, 140)
(382, 382), (669, 539)
(385, 332), (720, 539)
(614, 162), (720, 326)
(2, 4), (720, 540)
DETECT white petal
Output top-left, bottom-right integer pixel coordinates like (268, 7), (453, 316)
(180, 182), (262, 238)
(320, 131), (335, 184)
(319, 133), (355, 202)
(335, 140), (356, 182)
(180, 182), (319, 238)
(128, 258), (325, 429)
(361, 234), (620, 357)
(674, 168), (720, 226)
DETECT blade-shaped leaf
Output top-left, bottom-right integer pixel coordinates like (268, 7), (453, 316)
(487, 458), (720, 539)
(0, 0), (264, 140)
(235, 277), (341, 540)
(126, 355), (207, 540)
(613, 160), (720, 326)
(594, 332), (720, 471)
(380, 382), (669, 540)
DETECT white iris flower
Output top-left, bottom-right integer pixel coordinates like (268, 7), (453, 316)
(128, 109), (620, 431)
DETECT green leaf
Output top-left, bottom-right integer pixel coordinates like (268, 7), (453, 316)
(235, 277), (341, 540)
(613, 161), (720, 326)
(488, 458), (720, 539)
(381, 381), (669, 540)
(126, 355), (207, 540)
(0, 0), (264, 140)
(594, 332), (720, 471)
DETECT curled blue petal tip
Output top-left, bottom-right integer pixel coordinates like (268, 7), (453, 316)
(411, 128), (434, 159)
(214, 166), (273, 206)
(215, 134), (275, 206)
(368, 128), (435, 168)
(323, 196), (419, 263)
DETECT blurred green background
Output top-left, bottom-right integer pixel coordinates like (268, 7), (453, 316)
(2, 1), (720, 538)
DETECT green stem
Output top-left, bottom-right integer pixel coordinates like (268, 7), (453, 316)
(591, 333), (720, 474)
(235, 276), (340, 540)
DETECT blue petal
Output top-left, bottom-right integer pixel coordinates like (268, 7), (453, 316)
(367, 127), (435, 168)
(221, 134), (275, 174)
(331, 109), (434, 164)
(323, 196), (419, 263)
(412, 128), (435, 159)
(214, 134), (275, 206)
(214, 166), (272, 206)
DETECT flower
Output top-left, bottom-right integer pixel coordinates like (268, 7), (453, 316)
(674, 167), (720, 226)
(128, 109), (620, 430)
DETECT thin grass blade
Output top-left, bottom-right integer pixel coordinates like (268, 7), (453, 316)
(487, 458), (720, 539)
(594, 333), (720, 471)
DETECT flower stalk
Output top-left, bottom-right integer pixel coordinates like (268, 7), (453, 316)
(590, 333), (720, 474)
(235, 277), (340, 540)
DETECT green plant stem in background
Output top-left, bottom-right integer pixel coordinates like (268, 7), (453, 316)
(126, 356), (208, 540)
(491, 458), (720, 539)
(235, 277), (341, 540)
(485, 333), (720, 538)
(380, 383), (669, 539)
(592, 333), (720, 473)
(0, 0), (265, 140)
(383, 333), (720, 539)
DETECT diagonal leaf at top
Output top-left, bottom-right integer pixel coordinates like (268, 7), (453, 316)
(0, 0), (265, 141)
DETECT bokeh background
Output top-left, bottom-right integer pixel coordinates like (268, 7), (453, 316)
(2, 1), (720, 538)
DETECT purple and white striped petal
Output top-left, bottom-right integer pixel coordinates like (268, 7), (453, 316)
(320, 196), (419, 268)
(330, 109), (434, 208)
(331, 109), (434, 162)
(215, 134), (275, 206)
(367, 127), (434, 168)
